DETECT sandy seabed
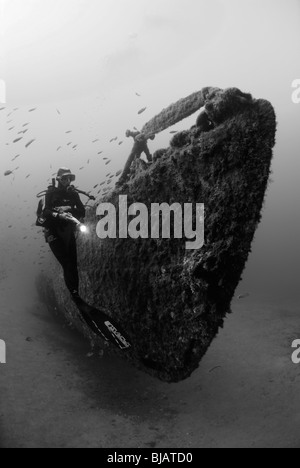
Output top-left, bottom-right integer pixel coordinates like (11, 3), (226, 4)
(0, 271), (299, 449)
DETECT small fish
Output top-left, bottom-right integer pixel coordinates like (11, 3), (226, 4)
(238, 293), (250, 300)
(29, 108), (37, 112)
(57, 109), (61, 115)
(105, 160), (111, 165)
(25, 139), (35, 148)
(87, 159), (90, 164)
(65, 131), (72, 134)
(25, 174), (31, 179)
(8, 127), (14, 131)
(0, 107), (5, 111)
(93, 184), (99, 189)
(135, 92), (141, 97)
(13, 137), (23, 143)
(115, 170), (122, 177)
(138, 107), (147, 115)
(209, 366), (222, 373)
(92, 139), (99, 143)
(118, 141), (123, 145)
(170, 131), (178, 134)
(12, 155), (20, 161)
(98, 151), (103, 155)
(23, 123), (30, 127)
(67, 142), (72, 146)
(57, 147), (62, 151)
(4, 170), (13, 176)
(79, 167), (84, 170)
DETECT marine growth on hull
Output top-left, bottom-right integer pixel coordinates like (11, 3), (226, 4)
(40, 87), (277, 382)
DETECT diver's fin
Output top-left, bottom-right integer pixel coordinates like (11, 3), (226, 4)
(72, 297), (132, 350)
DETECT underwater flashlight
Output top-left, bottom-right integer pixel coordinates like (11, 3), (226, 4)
(60, 212), (89, 233)
(79, 224), (88, 233)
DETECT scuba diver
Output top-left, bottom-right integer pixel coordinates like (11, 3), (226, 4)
(36, 167), (88, 303)
(117, 130), (155, 186)
(36, 168), (132, 351)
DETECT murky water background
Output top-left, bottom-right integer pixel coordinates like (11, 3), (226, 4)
(0, 0), (299, 448)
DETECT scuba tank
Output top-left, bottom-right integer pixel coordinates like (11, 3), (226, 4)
(36, 199), (47, 227)
(36, 178), (56, 199)
(35, 178), (56, 227)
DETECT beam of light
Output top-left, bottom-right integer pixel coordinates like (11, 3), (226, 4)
(79, 224), (88, 233)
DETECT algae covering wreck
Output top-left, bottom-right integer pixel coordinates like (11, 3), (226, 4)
(39, 87), (277, 382)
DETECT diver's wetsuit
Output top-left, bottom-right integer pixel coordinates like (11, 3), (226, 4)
(43, 187), (86, 294)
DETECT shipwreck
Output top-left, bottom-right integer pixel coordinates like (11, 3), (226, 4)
(38, 86), (277, 382)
